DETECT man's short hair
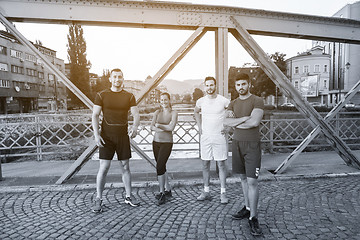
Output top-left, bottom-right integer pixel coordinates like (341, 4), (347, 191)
(110, 68), (123, 75)
(204, 76), (216, 85)
(236, 73), (250, 83)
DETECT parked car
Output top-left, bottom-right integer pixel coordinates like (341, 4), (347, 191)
(281, 102), (294, 107)
(310, 102), (324, 107)
(345, 102), (356, 109)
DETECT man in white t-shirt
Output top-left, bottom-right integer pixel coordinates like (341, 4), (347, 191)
(194, 76), (230, 204)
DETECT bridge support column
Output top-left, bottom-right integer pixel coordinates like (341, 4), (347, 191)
(215, 28), (229, 98)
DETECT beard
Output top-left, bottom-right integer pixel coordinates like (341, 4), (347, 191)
(113, 81), (123, 87)
(206, 89), (216, 95)
(238, 88), (249, 96)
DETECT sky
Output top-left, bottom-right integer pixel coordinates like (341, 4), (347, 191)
(2, 0), (357, 81)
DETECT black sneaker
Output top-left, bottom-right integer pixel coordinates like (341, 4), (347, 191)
(155, 190), (172, 200)
(157, 193), (166, 205)
(92, 198), (102, 213)
(124, 196), (140, 207)
(248, 217), (262, 236)
(232, 206), (250, 220)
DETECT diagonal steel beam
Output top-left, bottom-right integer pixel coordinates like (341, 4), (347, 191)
(0, 13), (159, 183)
(135, 27), (207, 104)
(229, 16), (360, 171)
(0, 11), (94, 109)
(275, 78), (360, 173)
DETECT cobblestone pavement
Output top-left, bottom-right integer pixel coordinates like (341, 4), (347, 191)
(1, 176), (360, 240)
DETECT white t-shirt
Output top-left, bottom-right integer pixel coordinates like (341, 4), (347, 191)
(196, 95), (230, 135)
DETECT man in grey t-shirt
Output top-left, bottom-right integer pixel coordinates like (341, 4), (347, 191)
(224, 73), (264, 236)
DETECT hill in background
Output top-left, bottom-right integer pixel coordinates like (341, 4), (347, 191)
(160, 79), (203, 94)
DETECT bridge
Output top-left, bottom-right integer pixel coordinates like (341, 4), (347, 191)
(0, 0), (360, 182)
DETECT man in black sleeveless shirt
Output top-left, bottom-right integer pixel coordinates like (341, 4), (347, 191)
(92, 68), (140, 212)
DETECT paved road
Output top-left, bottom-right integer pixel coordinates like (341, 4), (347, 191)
(1, 176), (360, 240)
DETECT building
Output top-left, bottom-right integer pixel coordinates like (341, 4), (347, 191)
(286, 46), (331, 105)
(313, 1), (360, 105)
(0, 30), (67, 114)
(143, 75), (168, 104)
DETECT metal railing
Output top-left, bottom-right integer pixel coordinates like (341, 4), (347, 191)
(1, 111), (359, 162)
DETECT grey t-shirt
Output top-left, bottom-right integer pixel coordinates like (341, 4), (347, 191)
(228, 95), (264, 141)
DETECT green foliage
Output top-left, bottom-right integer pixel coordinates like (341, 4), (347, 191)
(252, 52), (287, 98)
(192, 88), (204, 102)
(182, 94), (192, 103)
(92, 69), (111, 95)
(67, 24), (91, 108)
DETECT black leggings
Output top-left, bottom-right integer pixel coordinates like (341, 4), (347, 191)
(152, 141), (173, 176)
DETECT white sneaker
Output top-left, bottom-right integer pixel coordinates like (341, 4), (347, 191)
(197, 191), (211, 201)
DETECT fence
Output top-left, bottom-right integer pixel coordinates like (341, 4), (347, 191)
(1, 111), (359, 162)
(0, 112), (93, 161)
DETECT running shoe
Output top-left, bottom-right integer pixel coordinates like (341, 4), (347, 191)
(92, 198), (103, 213)
(196, 191), (211, 201)
(155, 190), (172, 200)
(220, 193), (229, 204)
(124, 196), (140, 207)
(157, 193), (166, 205)
(232, 206), (250, 220)
(248, 217), (262, 236)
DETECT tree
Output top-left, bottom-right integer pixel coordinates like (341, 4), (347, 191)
(173, 94), (181, 103)
(192, 88), (204, 102)
(182, 94), (192, 103)
(67, 23), (91, 108)
(252, 52), (287, 98)
(93, 69), (111, 94)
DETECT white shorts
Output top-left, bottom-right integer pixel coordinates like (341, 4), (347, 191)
(200, 134), (228, 161)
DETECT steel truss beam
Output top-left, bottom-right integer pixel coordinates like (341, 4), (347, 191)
(274, 78), (360, 173)
(136, 27), (206, 103)
(0, 13), (94, 109)
(1, 0), (360, 44)
(229, 16), (360, 171)
(0, 11), (158, 184)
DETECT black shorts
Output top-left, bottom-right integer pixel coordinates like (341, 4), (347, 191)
(99, 133), (131, 160)
(232, 140), (261, 179)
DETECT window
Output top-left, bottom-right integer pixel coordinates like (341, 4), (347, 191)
(11, 65), (24, 74)
(314, 64), (320, 72)
(0, 45), (7, 55)
(324, 65), (328, 72)
(26, 68), (37, 77)
(294, 81), (299, 90)
(38, 47), (55, 57)
(10, 49), (23, 59)
(38, 72), (44, 79)
(304, 65), (309, 73)
(25, 53), (37, 63)
(56, 64), (62, 70)
(0, 63), (8, 71)
(39, 83), (45, 92)
(294, 66), (299, 74)
(48, 74), (55, 81)
(0, 79), (10, 88)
